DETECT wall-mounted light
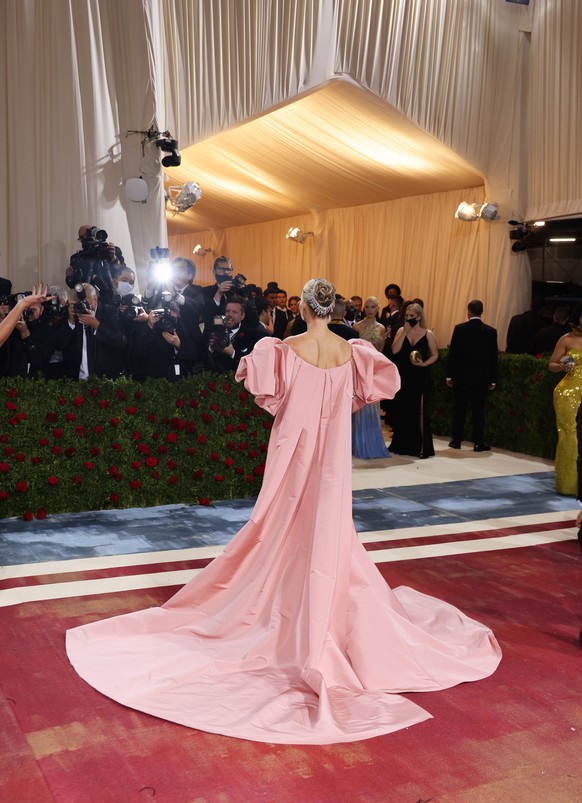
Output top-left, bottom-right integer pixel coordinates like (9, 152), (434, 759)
(455, 202), (499, 222)
(286, 227), (314, 244)
(165, 182), (202, 215)
(193, 244), (213, 256)
(479, 202), (499, 221)
(549, 237), (577, 243)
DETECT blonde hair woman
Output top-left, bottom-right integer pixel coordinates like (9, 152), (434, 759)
(390, 302), (439, 458)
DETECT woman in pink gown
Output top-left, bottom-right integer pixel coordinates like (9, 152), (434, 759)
(66, 278), (501, 745)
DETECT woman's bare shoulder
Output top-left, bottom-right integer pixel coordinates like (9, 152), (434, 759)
(284, 331), (352, 368)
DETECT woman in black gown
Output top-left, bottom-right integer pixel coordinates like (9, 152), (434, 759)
(389, 302), (439, 458)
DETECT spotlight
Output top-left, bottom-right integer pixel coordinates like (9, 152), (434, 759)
(193, 244), (213, 256)
(511, 242), (528, 252)
(155, 131), (181, 167)
(165, 182), (202, 215)
(286, 227), (314, 244)
(455, 203), (480, 222)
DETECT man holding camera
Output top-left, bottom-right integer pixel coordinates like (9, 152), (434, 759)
(6, 297), (59, 378)
(205, 296), (266, 373)
(131, 301), (199, 381)
(62, 283), (128, 379)
(65, 225), (124, 303)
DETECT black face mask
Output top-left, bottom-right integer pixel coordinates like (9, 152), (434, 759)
(406, 318), (418, 327)
(215, 273), (232, 285)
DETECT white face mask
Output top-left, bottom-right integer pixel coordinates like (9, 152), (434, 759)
(117, 281), (133, 297)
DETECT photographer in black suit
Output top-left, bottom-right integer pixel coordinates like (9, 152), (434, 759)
(65, 224), (123, 304)
(62, 283), (128, 379)
(446, 299), (498, 452)
(205, 296), (266, 373)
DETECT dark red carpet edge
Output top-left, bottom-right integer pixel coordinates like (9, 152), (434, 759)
(2, 540), (582, 803)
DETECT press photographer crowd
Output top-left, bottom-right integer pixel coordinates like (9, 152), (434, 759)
(0, 224), (375, 383)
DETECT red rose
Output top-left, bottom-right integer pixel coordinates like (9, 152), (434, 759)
(99, 399), (109, 409)
(167, 432), (178, 443)
(193, 470), (204, 479)
(90, 387), (99, 397)
(175, 398), (185, 408)
(200, 389), (208, 397)
(225, 424), (235, 433)
(47, 476), (59, 486)
(73, 396), (86, 407)
(73, 475), (82, 485)
(210, 404), (220, 411)
(46, 412), (58, 422)
(90, 447), (100, 456)
(168, 475), (177, 485)
(171, 417), (184, 430)
(249, 449), (259, 458)
(36, 509), (46, 520)
(151, 470), (159, 479)
(223, 382), (231, 392)
(22, 511), (34, 521)
(15, 453), (25, 462)
(207, 381), (217, 391)
(210, 452), (220, 461)
(109, 493), (119, 504)
(8, 387), (17, 398)
(8, 417), (18, 426)
(214, 474), (224, 481)
(253, 464), (265, 476)
(66, 412), (76, 422)
(132, 431), (142, 441)
(189, 399), (198, 409)
(145, 456), (158, 467)
(0, 462), (9, 473)
(114, 474), (122, 482)
(0, 434), (8, 443)
(246, 474), (253, 482)
(235, 466), (244, 475)
(198, 434), (207, 444)
(152, 432), (159, 440)
(52, 446), (62, 455)
(38, 438), (49, 447)
(126, 406), (137, 415)
(108, 466), (120, 475)
(130, 479), (141, 489)
(148, 413), (156, 423)
(131, 461), (141, 470)
(202, 413), (212, 424)
(0, 490), (8, 501)
(185, 421), (196, 433)
(158, 445), (168, 454)
(110, 417), (120, 427)
(111, 442), (122, 451)
(31, 456), (41, 465)
(137, 443), (150, 454)
(186, 447), (196, 456)
(58, 396), (67, 406)
(116, 390), (126, 400)
(76, 425), (87, 437)
(238, 442), (248, 450)
(5, 447), (14, 456)
(53, 428), (63, 439)
(225, 457), (234, 467)
(83, 461), (94, 470)
(238, 392), (248, 401)
(260, 444), (268, 453)
(263, 421), (272, 430)
(238, 423), (248, 432)
(167, 459), (177, 469)
(198, 497), (212, 506)
(16, 480), (28, 493)
(134, 390), (144, 400)
(94, 425), (103, 435)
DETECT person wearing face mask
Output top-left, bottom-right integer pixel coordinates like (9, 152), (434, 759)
(198, 256), (234, 328)
(389, 302), (439, 458)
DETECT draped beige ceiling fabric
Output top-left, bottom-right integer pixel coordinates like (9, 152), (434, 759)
(1, 0), (581, 348)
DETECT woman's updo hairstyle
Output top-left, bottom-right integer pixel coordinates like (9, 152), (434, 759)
(302, 278), (336, 317)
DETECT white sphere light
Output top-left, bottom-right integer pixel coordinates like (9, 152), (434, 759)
(125, 177), (149, 203)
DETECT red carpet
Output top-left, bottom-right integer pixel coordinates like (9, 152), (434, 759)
(2, 540), (582, 802)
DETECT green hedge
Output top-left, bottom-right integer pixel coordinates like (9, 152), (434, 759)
(430, 349), (559, 459)
(0, 375), (271, 520)
(0, 352), (559, 519)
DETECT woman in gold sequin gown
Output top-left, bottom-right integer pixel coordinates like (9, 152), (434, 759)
(549, 320), (582, 495)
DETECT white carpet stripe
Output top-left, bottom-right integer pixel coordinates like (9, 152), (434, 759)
(0, 510), (577, 581)
(0, 526), (576, 607)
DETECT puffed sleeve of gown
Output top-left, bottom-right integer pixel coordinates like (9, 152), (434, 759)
(235, 337), (287, 416)
(350, 338), (401, 412)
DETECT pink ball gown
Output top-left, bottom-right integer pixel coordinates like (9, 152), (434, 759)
(66, 338), (501, 744)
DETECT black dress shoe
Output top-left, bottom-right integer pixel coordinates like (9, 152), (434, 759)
(448, 441), (461, 449)
(474, 444), (491, 452)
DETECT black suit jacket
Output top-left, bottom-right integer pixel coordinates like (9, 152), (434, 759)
(62, 303), (127, 379)
(273, 308), (292, 339)
(205, 326), (266, 372)
(446, 318), (498, 386)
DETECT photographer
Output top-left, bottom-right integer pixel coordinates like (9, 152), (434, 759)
(65, 224), (124, 303)
(0, 285), (53, 373)
(204, 296), (266, 373)
(7, 295), (60, 378)
(198, 256), (258, 328)
(131, 301), (199, 381)
(62, 283), (127, 379)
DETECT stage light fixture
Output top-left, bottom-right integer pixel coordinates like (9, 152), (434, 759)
(480, 202), (499, 221)
(165, 182), (202, 215)
(455, 202), (480, 222)
(286, 227), (314, 244)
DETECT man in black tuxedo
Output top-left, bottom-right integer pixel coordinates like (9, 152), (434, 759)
(62, 283), (128, 379)
(205, 296), (266, 372)
(446, 299), (498, 452)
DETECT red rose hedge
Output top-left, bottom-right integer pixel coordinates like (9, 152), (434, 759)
(0, 375), (271, 520)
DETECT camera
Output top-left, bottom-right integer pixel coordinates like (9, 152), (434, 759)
(116, 293), (143, 320)
(232, 273), (247, 293)
(42, 296), (67, 321)
(151, 291), (176, 333)
(207, 315), (231, 351)
(73, 283), (91, 316)
(79, 226), (111, 261)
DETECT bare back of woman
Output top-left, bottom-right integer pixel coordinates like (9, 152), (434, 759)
(285, 329), (353, 369)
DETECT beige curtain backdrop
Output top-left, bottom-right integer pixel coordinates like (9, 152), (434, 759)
(1, 0), (581, 343)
